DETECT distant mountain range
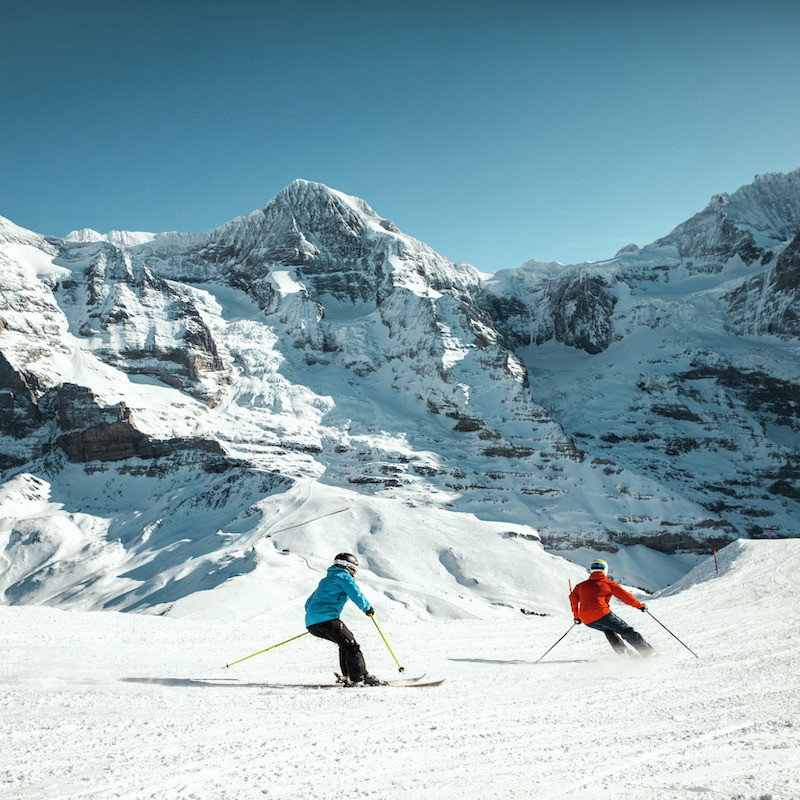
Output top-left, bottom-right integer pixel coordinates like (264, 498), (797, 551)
(1, 170), (798, 612)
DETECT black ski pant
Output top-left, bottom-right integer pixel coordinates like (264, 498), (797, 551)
(307, 619), (367, 681)
(587, 612), (653, 655)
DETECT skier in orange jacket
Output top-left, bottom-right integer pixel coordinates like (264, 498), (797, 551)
(569, 559), (653, 655)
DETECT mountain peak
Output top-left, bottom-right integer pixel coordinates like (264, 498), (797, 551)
(276, 178), (337, 202)
(711, 168), (800, 240)
(653, 167), (800, 262)
(269, 179), (386, 230)
(0, 214), (54, 250)
(708, 193), (730, 209)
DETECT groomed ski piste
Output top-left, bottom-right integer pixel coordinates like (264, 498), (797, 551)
(2, 538), (798, 800)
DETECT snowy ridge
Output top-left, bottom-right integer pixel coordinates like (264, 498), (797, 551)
(64, 229), (157, 248)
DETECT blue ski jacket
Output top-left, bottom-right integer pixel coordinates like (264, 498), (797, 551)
(305, 566), (372, 627)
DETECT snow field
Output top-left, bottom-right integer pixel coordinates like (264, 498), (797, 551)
(1, 539), (798, 800)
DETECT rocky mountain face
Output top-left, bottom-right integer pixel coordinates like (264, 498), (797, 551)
(481, 170), (800, 548)
(1, 172), (798, 611)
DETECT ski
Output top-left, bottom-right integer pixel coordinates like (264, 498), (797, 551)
(387, 678), (444, 687)
(308, 677), (444, 689)
(383, 675), (428, 685)
(335, 672), (426, 684)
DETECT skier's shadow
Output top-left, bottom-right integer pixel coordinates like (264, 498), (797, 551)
(121, 677), (305, 690)
(448, 657), (588, 665)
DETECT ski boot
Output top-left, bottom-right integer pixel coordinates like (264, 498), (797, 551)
(344, 673), (387, 687)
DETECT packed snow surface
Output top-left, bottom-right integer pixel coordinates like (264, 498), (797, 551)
(2, 539), (798, 800)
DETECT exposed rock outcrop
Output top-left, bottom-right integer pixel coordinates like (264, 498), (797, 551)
(480, 266), (618, 354)
(725, 231), (800, 339)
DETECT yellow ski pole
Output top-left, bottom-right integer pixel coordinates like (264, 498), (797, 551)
(370, 616), (405, 673)
(222, 631), (309, 669)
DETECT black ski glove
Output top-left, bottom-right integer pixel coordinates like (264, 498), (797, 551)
(365, 607), (374, 616)
(574, 618), (582, 625)
(640, 604), (648, 612)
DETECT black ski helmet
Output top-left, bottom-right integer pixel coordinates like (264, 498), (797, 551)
(333, 553), (358, 573)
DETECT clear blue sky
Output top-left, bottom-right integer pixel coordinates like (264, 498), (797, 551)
(2, 0), (800, 271)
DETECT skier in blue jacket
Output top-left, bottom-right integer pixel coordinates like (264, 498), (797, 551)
(305, 552), (381, 686)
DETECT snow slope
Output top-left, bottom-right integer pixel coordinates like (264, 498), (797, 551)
(0, 475), (581, 618)
(1, 538), (797, 800)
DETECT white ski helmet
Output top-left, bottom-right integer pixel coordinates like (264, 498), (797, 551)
(589, 558), (608, 574)
(333, 552), (359, 573)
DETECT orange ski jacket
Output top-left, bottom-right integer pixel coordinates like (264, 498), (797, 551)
(569, 572), (644, 624)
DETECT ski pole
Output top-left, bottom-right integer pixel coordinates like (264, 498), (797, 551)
(646, 610), (699, 658)
(370, 616), (405, 673)
(222, 631), (309, 669)
(535, 623), (576, 663)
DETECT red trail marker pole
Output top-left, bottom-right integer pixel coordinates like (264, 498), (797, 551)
(713, 550), (718, 575)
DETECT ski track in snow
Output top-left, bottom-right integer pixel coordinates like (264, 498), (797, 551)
(2, 540), (799, 800)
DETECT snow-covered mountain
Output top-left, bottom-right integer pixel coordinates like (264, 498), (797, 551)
(1, 172), (798, 613)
